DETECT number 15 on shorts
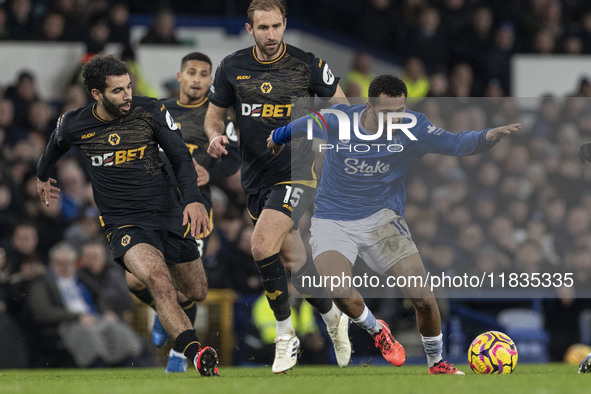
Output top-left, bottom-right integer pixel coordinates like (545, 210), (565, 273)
(283, 185), (304, 207)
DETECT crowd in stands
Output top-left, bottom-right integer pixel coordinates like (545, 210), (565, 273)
(0, 0), (591, 366)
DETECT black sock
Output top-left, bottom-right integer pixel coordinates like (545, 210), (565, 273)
(180, 300), (197, 325)
(255, 253), (291, 321)
(174, 329), (201, 362)
(130, 288), (155, 308)
(291, 259), (333, 314)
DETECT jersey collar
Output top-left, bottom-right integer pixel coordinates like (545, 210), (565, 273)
(92, 103), (113, 123)
(252, 42), (287, 64)
(176, 97), (208, 108)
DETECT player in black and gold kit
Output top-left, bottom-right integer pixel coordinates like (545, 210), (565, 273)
(126, 52), (240, 373)
(36, 54), (220, 376)
(205, 0), (351, 373)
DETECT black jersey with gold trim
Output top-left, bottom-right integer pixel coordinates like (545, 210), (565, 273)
(161, 96), (240, 210)
(37, 95), (202, 227)
(162, 97), (239, 171)
(209, 43), (339, 193)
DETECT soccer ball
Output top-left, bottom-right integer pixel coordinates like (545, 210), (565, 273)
(564, 343), (591, 365)
(468, 331), (518, 374)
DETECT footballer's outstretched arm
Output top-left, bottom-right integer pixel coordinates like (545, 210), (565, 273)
(204, 103), (229, 158)
(267, 115), (313, 155)
(36, 115), (72, 206)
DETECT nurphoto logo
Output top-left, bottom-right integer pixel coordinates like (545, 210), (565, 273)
(305, 108), (418, 152)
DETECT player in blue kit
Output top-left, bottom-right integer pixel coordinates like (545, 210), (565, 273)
(267, 75), (520, 374)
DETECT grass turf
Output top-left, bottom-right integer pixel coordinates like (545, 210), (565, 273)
(0, 364), (588, 394)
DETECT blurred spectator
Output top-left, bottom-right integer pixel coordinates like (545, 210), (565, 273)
(219, 225), (262, 294)
(0, 6), (9, 40)
(6, 0), (35, 40)
(483, 79), (505, 97)
(439, 0), (471, 42)
(532, 28), (557, 54)
(108, 2), (131, 45)
(84, 16), (110, 55)
(52, 0), (84, 41)
(569, 77), (591, 98)
(401, 0), (428, 27)
(27, 99), (55, 138)
(541, 0), (564, 38)
(63, 205), (104, 252)
(583, 11), (591, 53)
(0, 247), (29, 368)
(426, 69), (449, 97)
(4, 221), (39, 275)
(407, 7), (449, 73)
(464, 6), (494, 67)
(454, 223), (484, 272)
(482, 22), (515, 94)
(353, 0), (401, 54)
(531, 95), (560, 139)
(77, 241), (132, 318)
(27, 242), (143, 367)
(402, 57), (429, 98)
(472, 192), (497, 230)
(488, 216), (517, 259)
(30, 195), (70, 259)
(4, 71), (39, 134)
(201, 231), (227, 288)
(514, 239), (552, 274)
(0, 182), (20, 241)
(5, 254), (44, 324)
(61, 84), (90, 113)
(449, 63), (476, 97)
(429, 242), (456, 274)
(57, 160), (92, 221)
(565, 247), (591, 290)
(554, 206), (590, 258)
(471, 244), (509, 281)
(37, 11), (67, 41)
(140, 8), (181, 45)
(343, 52), (373, 98)
(562, 30), (583, 55)
(120, 47), (159, 98)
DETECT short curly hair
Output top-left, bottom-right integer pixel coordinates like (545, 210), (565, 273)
(368, 75), (408, 106)
(82, 54), (129, 94)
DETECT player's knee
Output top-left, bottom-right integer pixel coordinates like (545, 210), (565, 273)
(185, 284), (208, 302)
(251, 242), (273, 261)
(413, 297), (437, 316)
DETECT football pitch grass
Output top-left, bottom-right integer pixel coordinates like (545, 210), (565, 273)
(0, 364), (588, 394)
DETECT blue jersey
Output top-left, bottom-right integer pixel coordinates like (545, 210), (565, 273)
(274, 103), (497, 221)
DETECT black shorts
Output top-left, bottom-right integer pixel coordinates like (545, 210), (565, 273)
(105, 210), (201, 269)
(246, 182), (316, 229)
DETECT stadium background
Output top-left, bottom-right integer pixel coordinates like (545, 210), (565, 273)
(0, 0), (590, 369)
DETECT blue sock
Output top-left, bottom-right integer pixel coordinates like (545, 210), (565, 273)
(351, 305), (381, 335)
